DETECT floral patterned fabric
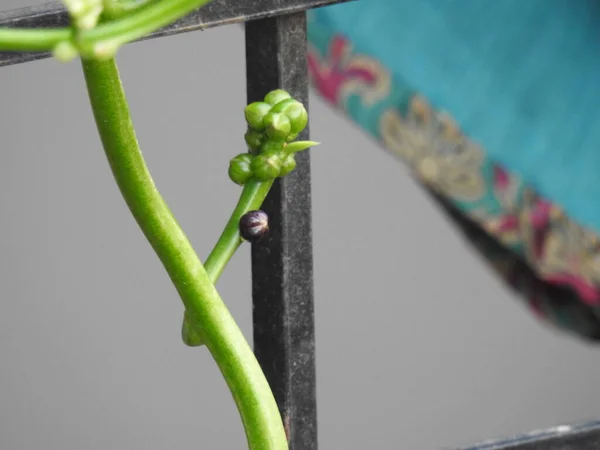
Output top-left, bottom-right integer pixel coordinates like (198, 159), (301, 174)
(307, 11), (600, 340)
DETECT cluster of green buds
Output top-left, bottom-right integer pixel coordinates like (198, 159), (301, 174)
(228, 89), (318, 185)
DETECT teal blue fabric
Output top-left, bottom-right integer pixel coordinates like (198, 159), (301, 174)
(312, 0), (600, 233)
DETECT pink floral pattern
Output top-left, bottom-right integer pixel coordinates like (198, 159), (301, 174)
(307, 28), (600, 338)
(307, 36), (376, 106)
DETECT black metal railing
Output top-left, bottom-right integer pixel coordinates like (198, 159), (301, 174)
(2, 1), (600, 449)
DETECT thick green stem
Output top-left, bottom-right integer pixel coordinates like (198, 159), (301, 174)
(0, 0), (212, 52)
(81, 57), (287, 450)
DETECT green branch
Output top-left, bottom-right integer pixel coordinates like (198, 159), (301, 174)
(182, 179), (273, 346)
(79, 0), (212, 50)
(181, 94), (317, 347)
(102, 0), (154, 19)
(205, 180), (273, 281)
(0, 28), (71, 52)
(81, 57), (287, 450)
(0, 0), (212, 54)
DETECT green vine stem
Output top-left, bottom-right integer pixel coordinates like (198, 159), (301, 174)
(182, 179), (274, 346)
(205, 179), (274, 280)
(0, 28), (70, 52)
(182, 101), (318, 345)
(102, 0), (153, 19)
(0, 0), (212, 53)
(81, 57), (287, 450)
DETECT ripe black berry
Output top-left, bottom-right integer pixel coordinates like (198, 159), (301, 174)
(239, 210), (269, 242)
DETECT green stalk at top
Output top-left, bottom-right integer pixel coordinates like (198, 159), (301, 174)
(0, 0), (212, 54)
(79, 0), (212, 50)
(81, 56), (287, 450)
(102, 0), (153, 19)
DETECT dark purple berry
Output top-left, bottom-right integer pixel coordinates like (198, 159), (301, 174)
(239, 210), (269, 242)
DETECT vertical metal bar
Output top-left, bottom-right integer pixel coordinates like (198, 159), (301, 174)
(245, 12), (317, 450)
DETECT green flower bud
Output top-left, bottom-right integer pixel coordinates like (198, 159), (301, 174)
(263, 112), (292, 141)
(251, 153), (282, 181)
(279, 154), (297, 177)
(271, 98), (308, 134)
(288, 106), (308, 134)
(229, 153), (254, 185)
(53, 40), (79, 62)
(285, 132), (298, 143)
(91, 40), (120, 60)
(63, 0), (87, 16)
(244, 129), (264, 152)
(270, 98), (297, 112)
(63, 0), (103, 30)
(245, 102), (272, 131)
(264, 89), (291, 105)
(260, 139), (285, 155)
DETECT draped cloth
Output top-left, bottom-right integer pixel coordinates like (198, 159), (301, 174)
(307, 1), (600, 341)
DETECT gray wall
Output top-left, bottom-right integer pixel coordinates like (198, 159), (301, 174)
(1, 2), (600, 449)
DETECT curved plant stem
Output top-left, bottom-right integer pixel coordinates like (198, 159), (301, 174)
(80, 0), (212, 49)
(0, 0), (212, 52)
(182, 179), (273, 346)
(102, 0), (154, 20)
(81, 57), (287, 450)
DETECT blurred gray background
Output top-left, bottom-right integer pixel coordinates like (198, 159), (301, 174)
(1, 2), (600, 449)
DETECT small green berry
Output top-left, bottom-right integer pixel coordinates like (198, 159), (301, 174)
(264, 89), (291, 106)
(245, 102), (272, 131)
(229, 153), (254, 185)
(270, 98), (297, 112)
(244, 129), (264, 151)
(271, 98), (308, 134)
(279, 154), (297, 177)
(251, 153), (282, 181)
(263, 112), (292, 141)
(288, 106), (308, 134)
(260, 140), (285, 155)
(285, 132), (298, 143)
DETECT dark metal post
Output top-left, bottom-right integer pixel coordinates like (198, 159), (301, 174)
(245, 12), (318, 450)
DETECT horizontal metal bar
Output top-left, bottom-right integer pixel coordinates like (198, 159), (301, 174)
(0, 0), (349, 67)
(460, 420), (600, 449)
